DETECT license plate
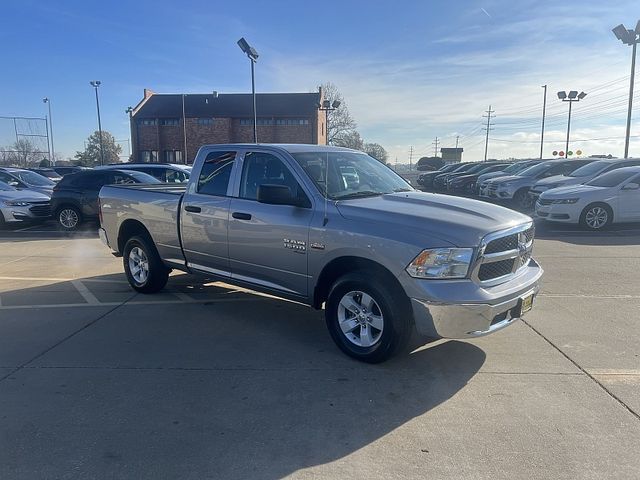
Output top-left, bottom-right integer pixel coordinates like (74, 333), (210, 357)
(519, 293), (534, 315)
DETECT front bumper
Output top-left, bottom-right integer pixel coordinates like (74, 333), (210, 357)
(0, 204), (51, 223)
(408, 260), (543, 339)
(535, 203), (579, 223)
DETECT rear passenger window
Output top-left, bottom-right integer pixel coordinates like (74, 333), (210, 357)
(197, 151), (236, 196)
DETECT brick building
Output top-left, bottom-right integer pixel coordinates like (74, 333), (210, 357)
(130, 88), (325, 164)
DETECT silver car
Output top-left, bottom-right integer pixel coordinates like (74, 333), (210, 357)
(0, 167), (55, 196)
(0, 181), (52, 227)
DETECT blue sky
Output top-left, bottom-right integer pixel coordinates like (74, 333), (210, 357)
(1, 0), (639, 162)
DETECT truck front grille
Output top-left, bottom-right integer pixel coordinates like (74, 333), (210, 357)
(472, 223), (535, 286)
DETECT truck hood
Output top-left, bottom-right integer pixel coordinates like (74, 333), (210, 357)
(335, 192), (532, 247)
(533, 174), (585, 190)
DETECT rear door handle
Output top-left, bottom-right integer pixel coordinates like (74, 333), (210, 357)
(184, 205), (201, 213)
(232, 212), (252, 220)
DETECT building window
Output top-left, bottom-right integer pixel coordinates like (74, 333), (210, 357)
(240, 118), (274, 126)
(138, 119), (158, 126)
(160, 118), (179, 126)
(164, 150), (183, 163)
(197, 118), (214, 126)
(140, 150), (158, 162)
(275, 118), (309, 126)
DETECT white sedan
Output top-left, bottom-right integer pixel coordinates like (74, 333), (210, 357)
(535, 166), (640, 230)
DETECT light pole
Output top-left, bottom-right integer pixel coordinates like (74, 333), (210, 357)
(318, 99), (341, 145)
(612, 21), (640, 158)
(540, 85), (547, 159)
(125, 106), (134, 161)
(42, 98), (55, 165)
(237, 37), (259, 143)
(90, 80), (105, 165)
(557, 90), (587, 158)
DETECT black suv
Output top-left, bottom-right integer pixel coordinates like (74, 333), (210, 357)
(51, 169), (159, 230)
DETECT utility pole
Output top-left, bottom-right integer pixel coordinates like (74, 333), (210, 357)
(455, 135), (459, 149)
(482, 105), (494, 161)
(409, 145), (414, 171)
(432, 137), (440, 157)
(395, 156), (398, 171)
(540, 85), (547, 159)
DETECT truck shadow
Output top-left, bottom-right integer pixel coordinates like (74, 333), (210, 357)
(0, 273), (486, 479)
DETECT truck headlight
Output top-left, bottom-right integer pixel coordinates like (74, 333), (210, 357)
(406, 248), (473, 279)
(3, 201), (31, 206)
(552, 198), (579, 204)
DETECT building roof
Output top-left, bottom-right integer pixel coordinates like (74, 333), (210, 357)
(133, 92), (322, 119)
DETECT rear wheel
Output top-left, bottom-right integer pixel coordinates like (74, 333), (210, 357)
(57, 206), (82, 230)
(580, 203), (612, 230)
(123, 235), (169, 293)
(0, 211), (6, 230)
(325, 272), (412, 363)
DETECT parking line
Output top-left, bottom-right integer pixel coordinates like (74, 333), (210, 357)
(71, 280), (100, 305)
(539, 293), (640, 299)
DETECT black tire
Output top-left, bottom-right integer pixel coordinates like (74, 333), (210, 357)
(56, 205), (82, 231)
(325, 272), (412, 363)
(513, 188), (533, 210)
(580, 203), (613, 230)
(0, 211), (6, 230)
(122, 235), (169, 293)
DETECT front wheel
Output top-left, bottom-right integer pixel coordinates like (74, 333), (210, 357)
(325, 272), (412, 363)
(56, 206), (82, 230)
(123, 235), (169, 293)
(580, 203), (612, 230)
(513, 189), (533, 210)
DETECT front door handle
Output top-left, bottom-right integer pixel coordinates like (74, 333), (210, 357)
(232, 212), (252, 220)
(184, 205), (201, 213)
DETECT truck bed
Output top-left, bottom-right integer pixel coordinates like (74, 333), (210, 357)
(99, 183), (186, 264)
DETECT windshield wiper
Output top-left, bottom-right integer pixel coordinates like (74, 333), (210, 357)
(393, 188), (412, 192)
(334, 190), (383, 200)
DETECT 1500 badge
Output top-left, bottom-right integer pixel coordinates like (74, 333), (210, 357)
(283, 238), (306, 252)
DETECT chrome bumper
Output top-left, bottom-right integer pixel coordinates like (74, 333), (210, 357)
(409, 261), (543, 339)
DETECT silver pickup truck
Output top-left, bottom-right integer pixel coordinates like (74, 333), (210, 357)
(99, 144), (542, 363)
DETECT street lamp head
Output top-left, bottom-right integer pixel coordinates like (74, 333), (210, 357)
(568, 90), (578, 99)
(331, 100), (341, 109)
(612, 24), (634, 44)
(90, 80), (101, 87)
(322, 99), (331, 109)
(557, 91), (567, 100)
(577, 91), (587, 100)
(237, 37), (258, 61)
(43, 97), (49, 103)
(126, 106), (133, 114)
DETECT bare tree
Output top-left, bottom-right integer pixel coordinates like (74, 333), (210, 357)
(321, 82), (357, 145)
(333, 130), (364, 151)
(1, 139), (44, 167)
(364, 143), (389, 163)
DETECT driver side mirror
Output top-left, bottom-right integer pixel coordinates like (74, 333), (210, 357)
(8, 180), (19, 187)
(257, 184), (310, 208)
(622, 182), (640, 191)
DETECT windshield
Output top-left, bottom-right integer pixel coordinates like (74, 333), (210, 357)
(567, 160), (609, 177)
(291, 151), (412, 200)
(517, 162), (554, 177)
(586, 170), (639, 187)
(0, 180), (16, 191)
(11, 170), (55, 187)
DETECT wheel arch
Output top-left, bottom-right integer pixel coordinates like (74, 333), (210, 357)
(312, 256), (407, 309)
(117, 219), (155, 254)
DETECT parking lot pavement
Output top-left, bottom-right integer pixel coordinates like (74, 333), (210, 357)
(1, 227), (639, 479)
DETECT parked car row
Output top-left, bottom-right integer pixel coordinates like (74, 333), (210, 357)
(418, 157), (640, 230)
(0, 163), (191, 230)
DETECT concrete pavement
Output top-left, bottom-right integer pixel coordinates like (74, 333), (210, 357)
(0, 225), (639, 479)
